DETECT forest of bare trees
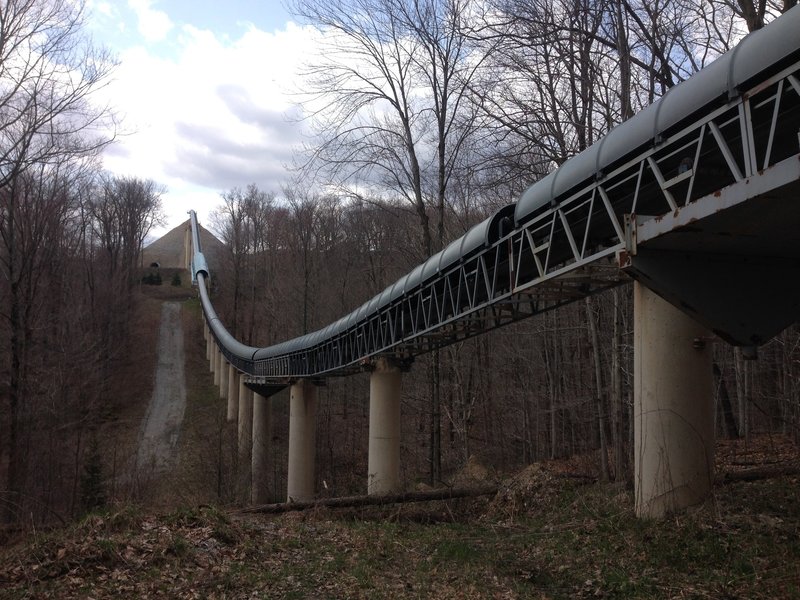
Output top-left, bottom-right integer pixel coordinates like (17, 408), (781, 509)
(2, 0), (798, 524)
(0, 0), (165, 525)
(207, 189), (800, 500)
(207, 0), (800, 498)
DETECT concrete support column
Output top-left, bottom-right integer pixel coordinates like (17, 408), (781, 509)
(251, 392), (272, 504)
(227, 365), (240, 423)
(287, 380), (317, 503)
(368, 358), (402, 495)
(207, 335), (213, 371)
(219, 356), (229, 400)
(634, 281), (714, 518)
(237, 380), (254, 498)
(213, 347), (221, 386)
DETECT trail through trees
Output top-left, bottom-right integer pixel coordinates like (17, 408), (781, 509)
(135, 302), (187, 476)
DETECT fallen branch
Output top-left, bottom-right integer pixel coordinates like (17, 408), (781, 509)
(234, 485), (498, 515)
(553, 472), (597, 482)
(719, 464), (800, 483)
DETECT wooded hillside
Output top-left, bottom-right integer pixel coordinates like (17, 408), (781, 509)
(2, 0), (799, 528)
(206, 190), (800, 499)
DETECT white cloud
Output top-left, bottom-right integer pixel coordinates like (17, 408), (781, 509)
(89, 0), (113, 17)
(128, 0), (173, 43)
(98, 21), (318, 236)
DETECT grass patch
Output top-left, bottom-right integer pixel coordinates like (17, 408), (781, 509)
(160, 299), (238, 507)
(3, 460), (798, 598)
(5, 267), (798, 598)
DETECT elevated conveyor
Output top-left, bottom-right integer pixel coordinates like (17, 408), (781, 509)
(192, 6), (800, 388)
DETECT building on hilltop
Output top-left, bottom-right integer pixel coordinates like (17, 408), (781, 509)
(142, 219), (225, 271)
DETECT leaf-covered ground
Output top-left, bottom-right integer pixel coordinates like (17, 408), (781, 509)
(2, 466), (799, 599)
(4, 296), (799, 599)
(6, 294), (800, 600)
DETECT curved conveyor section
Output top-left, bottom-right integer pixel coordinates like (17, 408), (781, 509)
(191, 215), (261, 373)
(192, 6), (800, 381)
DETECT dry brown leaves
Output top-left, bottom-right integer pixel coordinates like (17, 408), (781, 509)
(717, 433), (800, 473)
(0, 507), (248, 599)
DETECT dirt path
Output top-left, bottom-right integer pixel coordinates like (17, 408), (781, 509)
(135, 301), (187, 475)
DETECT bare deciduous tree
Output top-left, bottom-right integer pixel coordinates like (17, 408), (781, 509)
(0, 0), (118, 524)
(0, 0), (116, 187)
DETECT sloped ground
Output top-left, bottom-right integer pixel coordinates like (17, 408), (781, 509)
(108, 274), (198, 504)
(134, 302), (187, 476)
(1, 449), (798, 599)
(4, 272), (798, 597)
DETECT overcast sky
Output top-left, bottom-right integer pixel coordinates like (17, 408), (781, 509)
(86, 0), (314, 238)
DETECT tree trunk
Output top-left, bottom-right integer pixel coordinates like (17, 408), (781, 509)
(734, 348), (750, 441)
(713, 362), (739, 439)
(4, 189), (22, 525)
(611, 289), (625, 481)
(543, 315), (558, 459)
(585, 297), (610, 481)
(429, 350), (442, 485)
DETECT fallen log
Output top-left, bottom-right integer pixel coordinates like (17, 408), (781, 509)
(234, 485), (498, 515)
(719, 464), (800, 483)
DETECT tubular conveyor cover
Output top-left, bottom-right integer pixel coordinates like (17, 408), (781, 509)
(189, 211), (204, 254)
(440, 237), (463, 272)
(460, 215), (492, 256)
(514, 5), (800, 226)
(193, 252), (208, 280)
(389, 276), (407, 304)
(404, 263), (426, 292)
(198, 275), (260, 363)
(488, 204), (516, 242)
(331, 315), (349, 336)
(247, 203), (519, 366)
(189, 210), (282, 366)
(378, 285), (395, 308)
(190, 7), (800, 375)
(367, 294), (381, 314)
(422, 249), (445, 281)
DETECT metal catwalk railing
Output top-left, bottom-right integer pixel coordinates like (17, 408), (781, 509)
(192, 7), (800, 383)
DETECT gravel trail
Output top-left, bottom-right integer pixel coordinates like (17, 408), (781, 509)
(136, 301), (187, 474)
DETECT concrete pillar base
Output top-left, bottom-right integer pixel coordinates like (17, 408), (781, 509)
(368, 358), (402, 495)
(634, 281), (714, 519)
(287, 380), (317, 503)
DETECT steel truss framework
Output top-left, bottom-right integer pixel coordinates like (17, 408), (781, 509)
(196, 56), (800, 384)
